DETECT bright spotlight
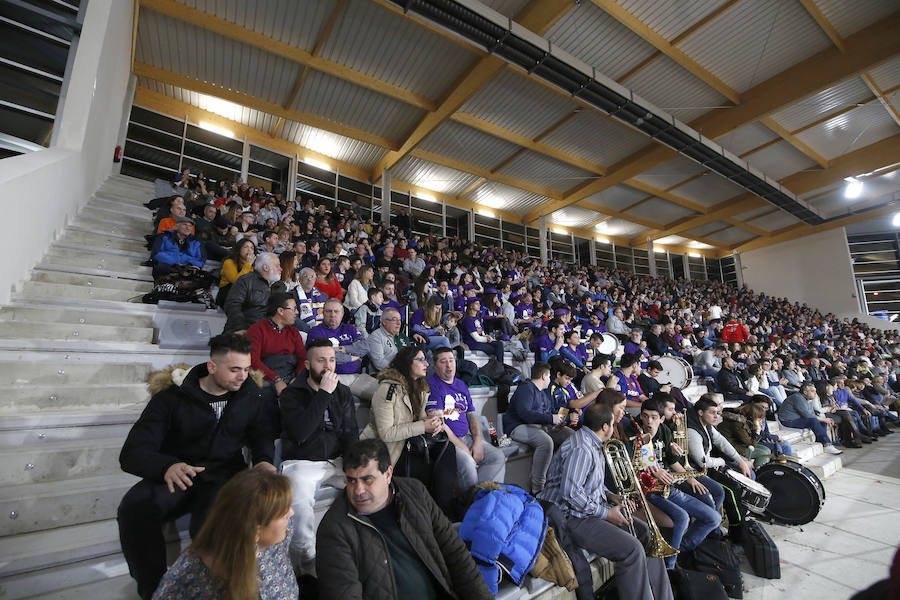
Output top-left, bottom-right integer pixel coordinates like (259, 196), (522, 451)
(844, 177), (863, 199)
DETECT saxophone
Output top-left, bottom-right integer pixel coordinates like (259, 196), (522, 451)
(603, 438), (679, 559)
(635, 417), (703, 499)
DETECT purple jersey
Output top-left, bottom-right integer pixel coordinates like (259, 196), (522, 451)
(307, 323), (363, 374)
(426, 374), (474, 438)
(460, 315), (485, 346)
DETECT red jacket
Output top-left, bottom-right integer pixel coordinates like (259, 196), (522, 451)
(246, 319), (307, 382)
(721, 320), (749, 343)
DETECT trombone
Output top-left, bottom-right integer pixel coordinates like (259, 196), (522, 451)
(602, 438), (678, 559)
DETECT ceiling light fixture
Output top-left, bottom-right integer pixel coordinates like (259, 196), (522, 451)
(844, 176), (863, 199)
(892, 212), (900, 228)
(197, 121), (234, 138)
(303, 157), (332, 172)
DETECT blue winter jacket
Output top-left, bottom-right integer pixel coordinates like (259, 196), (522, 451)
(150, 231), (206, 268)
(460, 484), (548, 594)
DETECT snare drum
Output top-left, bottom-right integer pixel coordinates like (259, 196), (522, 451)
(654, 356), (693, 389)
(724, 469), (772, 514)
(598, 333), (619, 356)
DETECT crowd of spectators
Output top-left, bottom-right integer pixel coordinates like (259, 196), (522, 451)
(123, 170), (900, 600)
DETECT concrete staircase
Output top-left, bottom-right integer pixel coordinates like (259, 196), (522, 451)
(0, 174), (216, 600)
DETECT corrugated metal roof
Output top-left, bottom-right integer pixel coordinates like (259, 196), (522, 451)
(319, 0), (478, 102)
(602, 218), (649, 238)
(671, 173), (745, 207)
(733, 206), (776, 221)
(479, 0), (532, 19)
(495, 151), (595, 194)
(459, 69), (578, 140)
(744, 140), (817, 181)
(716, 122), (779, 156)
(815, 0), (900, 38)
(138, 77), (280, 134)
(540, 110), (650, 167)
(703, 226), (757, 245)
(582, 184), (649, 212)
(678, 0), (831, 95)
(469, 181), (548, 214)
(550, 206), (607, 229)
(173, 0), (334, 52)
(292, 69), (424, 143)
(747, 210), (800, 232)
(137, 9), (302, 105)
(390, 155), (483, 197)
(868, 56), (900, 93)
(624, 198), (696, 224)
(418, 120), (520, 171)
(795, 101), (900, 161)
(769, 77), (872, 132)
(624, 54), (728, 123)
(633, 156), (707, 189)
(618, 0), (731, 42)
(686, 220), (730, 237)
(281, 121), (385, 171)
(545, 1), (657, 81)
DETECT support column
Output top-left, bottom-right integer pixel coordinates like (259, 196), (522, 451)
(240, 137), (250, 183)
(112, 73), (136, 175)
(539, 215), (548, 266)
(589, 238), (597, 266)
(684, 255), (691, 281)
(287, 154), (298, 205)
(733, 251), (744, 288)
(441, 199), (447, 237)
(856, 279), (869, 314)
(647, 237), (657, 278)
(468, 209), (475, 242)
(381, 167), (391, 226)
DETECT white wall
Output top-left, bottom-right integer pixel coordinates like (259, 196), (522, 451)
(740, 226), (889, 327)
(0, 0), (134, 303)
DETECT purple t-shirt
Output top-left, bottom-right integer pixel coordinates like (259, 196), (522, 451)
(426, 374), (474, 438)
(514, 303), (534, 321)
(307, 323), (362, 374)
(460, 315), (485, 346)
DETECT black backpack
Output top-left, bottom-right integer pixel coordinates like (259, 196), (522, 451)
(457, 359), (480, 387)
(689, 538), (743, 599)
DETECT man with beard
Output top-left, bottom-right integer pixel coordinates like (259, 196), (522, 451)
(223, 252), (282, 335)
(279, 338), (358, 567)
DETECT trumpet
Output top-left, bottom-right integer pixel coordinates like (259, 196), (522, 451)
(603, 438), (678, 559)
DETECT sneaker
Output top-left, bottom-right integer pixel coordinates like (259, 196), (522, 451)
(824, 445), (843, 455)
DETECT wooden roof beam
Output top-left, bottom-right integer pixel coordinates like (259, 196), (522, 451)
(271, 0), (347, 138)
(139, 0), (437, 112)
(373, 0), (574, 181)
(799, 0), (846, 52)
(132, 62), (397, 150)
(861, 73), (900, 128)
(523, 11), (900, 223)
(760, 117), (830, 168)
(591, 0), (739, 104)
(782, 134), (900, 196)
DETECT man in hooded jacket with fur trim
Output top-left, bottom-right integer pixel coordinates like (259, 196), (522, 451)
(117, 333), (277, 600)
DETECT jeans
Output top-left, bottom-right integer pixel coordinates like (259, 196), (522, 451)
(680, 475), (724, 513)
(759, 439), (792, 457)
(782, 417), (833, 445)
(424, 335), (451, 350)
(470, 340), (505, 363)
(767, 384), (787, 406)
(454, 433), (506, 489)
(647, 487), (722, 568)
(509, 424), (572, 493)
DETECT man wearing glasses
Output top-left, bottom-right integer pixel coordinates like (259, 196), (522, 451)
(246, 293), (308, 399)
(368, 307), (419, 372)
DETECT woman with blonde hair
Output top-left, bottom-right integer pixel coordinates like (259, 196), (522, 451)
(343, 263), (374, 311)
(152, 469), (298, 600)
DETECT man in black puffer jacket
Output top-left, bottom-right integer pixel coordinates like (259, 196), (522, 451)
(316, 439), (492, 600)
(117, 333), (277, 600)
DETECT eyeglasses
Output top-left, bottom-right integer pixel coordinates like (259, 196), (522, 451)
(413, 356), (428, 363)
(383, 317), (401, 322)
(280, 305), (299, 312)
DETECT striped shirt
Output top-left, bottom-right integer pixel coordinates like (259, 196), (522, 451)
(538, 427), (612, 520)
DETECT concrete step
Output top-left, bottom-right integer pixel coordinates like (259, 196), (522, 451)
(0, 321), (153, 344)
(0, 555), (132, 600)
(86, 198), (152, 220)
(93, 191), (149, 207)
(67, 222), (148, 243)
(0, 519), (122, 578)
(19, 281), (142, 303)
(79, 206), (151, 228)
(50, 241), (146, 260)
(0, 383), (149, 414)
(29, 270), (153, 293)
(42, 249), (149, 273)
(0, 472), (138, 536)
(35, 261), (153, 282)
(791, 441), (823, 462)
(55, 231), (148, 254)
(21, 573), (137, 600)
(0, 306), (155, 328)
(0, 410), (143, 446)
(0, 438), (123, 485)
(0, 361), (152, 387)
(804, 452), (843, 480)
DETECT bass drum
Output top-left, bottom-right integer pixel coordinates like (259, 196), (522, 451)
(756, 460), (825, 525)
(654, 356), (692, 389)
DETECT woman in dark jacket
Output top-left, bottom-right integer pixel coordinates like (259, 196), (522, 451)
(716, 403), (772, 467)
